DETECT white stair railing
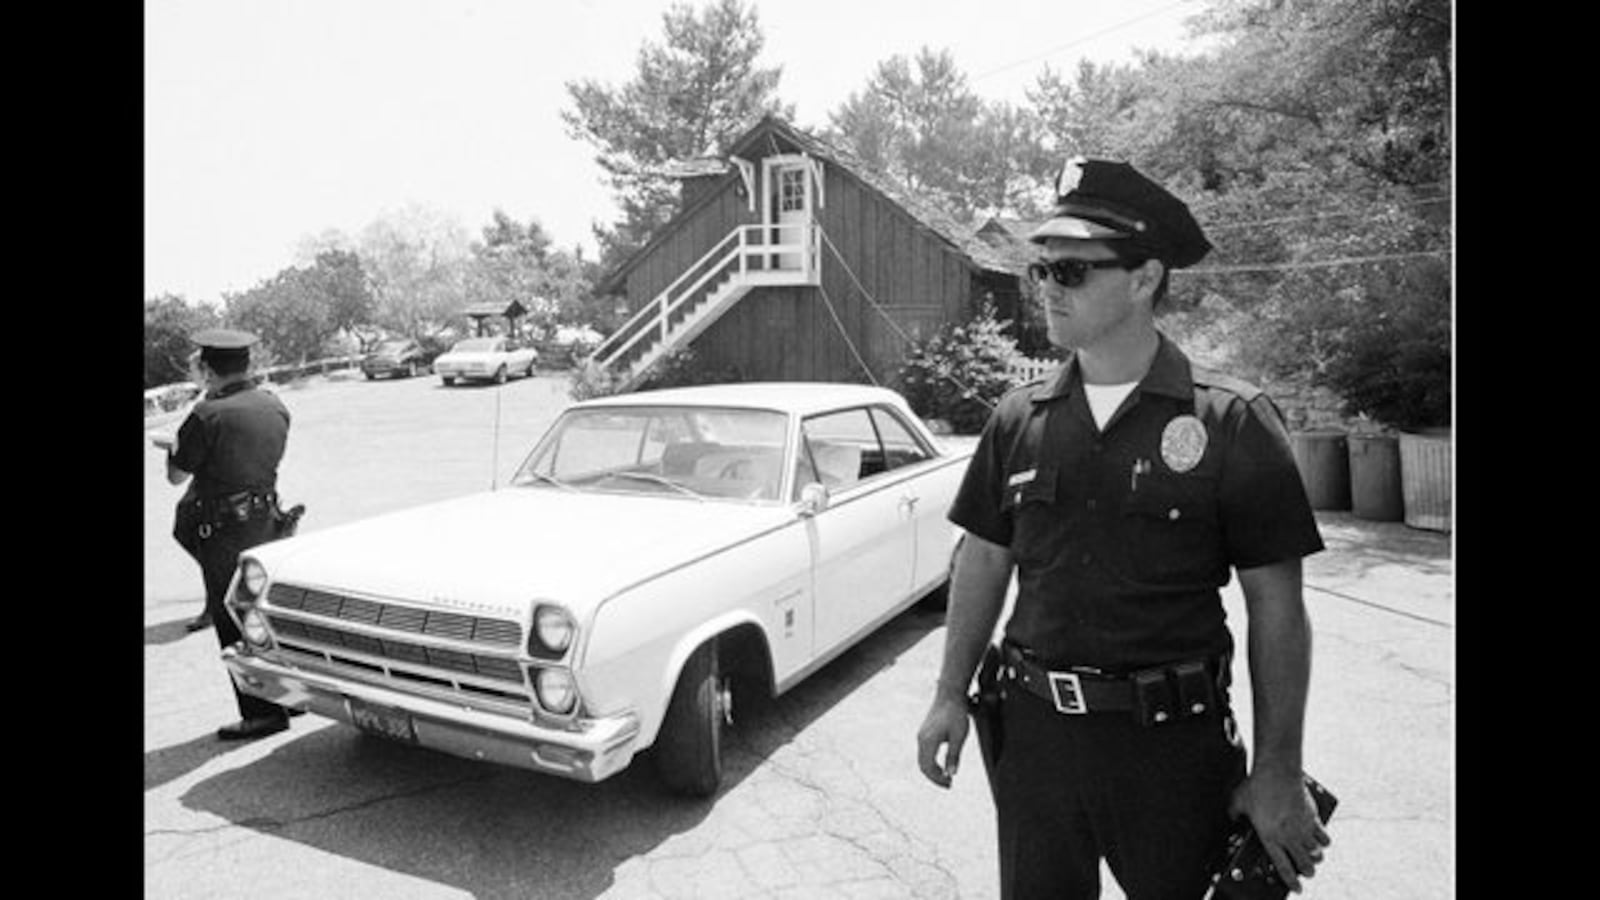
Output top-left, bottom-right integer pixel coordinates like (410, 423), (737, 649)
(590, 223), (818, 387)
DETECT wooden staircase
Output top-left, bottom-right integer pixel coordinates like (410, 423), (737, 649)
(588, 223), (820, 392)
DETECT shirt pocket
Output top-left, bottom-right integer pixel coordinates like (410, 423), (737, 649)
(1005, 480), (1064, 567)
(1114, 473), (1223, 585)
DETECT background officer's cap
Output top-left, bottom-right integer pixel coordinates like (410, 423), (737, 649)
(190, 328), (260, 350)
(1028, 157), (1212, 269)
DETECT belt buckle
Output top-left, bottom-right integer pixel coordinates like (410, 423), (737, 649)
(1048, 671), (1086, 714)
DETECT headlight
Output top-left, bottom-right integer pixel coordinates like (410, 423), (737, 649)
(533, 667), (577, 716)
(241, 608), (272, 648)
(239, 558), (268, 599)
(529, 604), (575, 658)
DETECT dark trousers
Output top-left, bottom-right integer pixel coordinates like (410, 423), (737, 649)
(195, 516), (287, 722)
(994, 687), (1246, 900)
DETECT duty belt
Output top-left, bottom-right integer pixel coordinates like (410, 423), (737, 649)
(197, 488), (278, 539)
(999, 641), (1229, 725)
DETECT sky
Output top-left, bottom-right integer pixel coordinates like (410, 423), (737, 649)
(144, 0), (1216, 306)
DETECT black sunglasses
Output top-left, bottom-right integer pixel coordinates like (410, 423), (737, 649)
(1026, 256), (1143, 287)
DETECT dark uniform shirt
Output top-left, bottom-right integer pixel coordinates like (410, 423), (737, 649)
(170, 380), (290, 498)
(949, 333), (1323, 670)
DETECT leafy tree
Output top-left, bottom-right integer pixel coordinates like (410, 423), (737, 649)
(357, 204), (474, 344)
(144, 293), (220, 388)
(224, 267), (340, 366)
(562, 0), (791, 270)
(467, 210), (596, 340)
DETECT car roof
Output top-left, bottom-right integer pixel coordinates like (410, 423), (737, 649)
(572, 382), (911, 417)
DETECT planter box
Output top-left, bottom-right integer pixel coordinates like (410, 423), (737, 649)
(1399, 430), (1452, 532)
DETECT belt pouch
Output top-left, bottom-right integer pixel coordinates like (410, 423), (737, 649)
(1172, 661), (1216, 718)
(1133, 668), (1177, 726)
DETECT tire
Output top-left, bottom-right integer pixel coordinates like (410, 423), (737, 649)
(494, 366), (508, 385)
(364, 372), (375, 381)
(655, 642), (728, 798)
(441, 376), (455, 386)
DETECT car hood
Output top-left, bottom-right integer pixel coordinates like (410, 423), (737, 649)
(247, 489), (789, 621)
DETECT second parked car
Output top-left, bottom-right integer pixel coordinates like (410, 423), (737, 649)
(361, 339), (431, 380)
(434, 335), (539, 386)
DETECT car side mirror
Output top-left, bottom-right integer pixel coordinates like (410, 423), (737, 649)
(797, 482), (829, 517)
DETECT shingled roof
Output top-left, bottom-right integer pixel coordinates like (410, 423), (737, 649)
(599, 114), (1032, 292)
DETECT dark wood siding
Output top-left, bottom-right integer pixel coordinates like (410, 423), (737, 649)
(615, 129), (990, 385)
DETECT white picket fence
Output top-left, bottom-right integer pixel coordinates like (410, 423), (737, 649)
(1009, 356), (1057, 383)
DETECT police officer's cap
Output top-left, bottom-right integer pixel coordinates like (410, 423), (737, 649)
(190, 328), (260, 351)
(1028, 157), (1212, 269)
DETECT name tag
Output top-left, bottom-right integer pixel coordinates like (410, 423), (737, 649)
(1007, 468), (1037, 487)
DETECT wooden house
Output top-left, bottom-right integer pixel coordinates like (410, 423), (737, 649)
(589, 114), (1035, 390)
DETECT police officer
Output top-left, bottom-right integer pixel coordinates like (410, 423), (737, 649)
(157, 328), (298, 741)
(915, 158), (1332, 899)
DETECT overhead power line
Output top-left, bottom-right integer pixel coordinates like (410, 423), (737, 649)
(1203, 197), (1451, 232)
(1177, 249), (1450, 275)
(972, 1), (1192, 82)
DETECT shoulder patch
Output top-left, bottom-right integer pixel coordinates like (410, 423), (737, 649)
(1190, 366), (1263, 403)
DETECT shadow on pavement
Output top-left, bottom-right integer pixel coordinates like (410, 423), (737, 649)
(145, 617), (206, 647)
(146, 732), (250, 791)
(175, 603), (941, 899)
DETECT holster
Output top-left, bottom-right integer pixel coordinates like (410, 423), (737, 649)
(967, 643), (1005, 791)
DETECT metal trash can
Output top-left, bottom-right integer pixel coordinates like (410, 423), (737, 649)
(1289, 430), (1351, 511)
(1348, 433), (1404, 521)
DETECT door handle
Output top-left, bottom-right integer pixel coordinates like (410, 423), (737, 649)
(899, 495), (920, 513)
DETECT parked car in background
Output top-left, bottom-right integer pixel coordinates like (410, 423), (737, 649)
(433, 335), (539, 385)
(219, 383), (972, 796)
(361, 339), (431, 380)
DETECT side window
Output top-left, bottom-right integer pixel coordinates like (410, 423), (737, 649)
(868, 407), (931, 472)
(792, 407), (877, 500)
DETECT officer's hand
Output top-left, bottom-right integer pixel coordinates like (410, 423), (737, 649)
(915, 695), (970, 788)
(1228, 768), (1331, 892)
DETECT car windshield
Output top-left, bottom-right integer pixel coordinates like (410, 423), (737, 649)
(376, 340), (411, 354)
(511, 405), (790, 502)
(453, 338), (500, 352)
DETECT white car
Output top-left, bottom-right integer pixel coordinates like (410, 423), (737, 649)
(433, 335), (538, 385)
(221, 383), (972, 796)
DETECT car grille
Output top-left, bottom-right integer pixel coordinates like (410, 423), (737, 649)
(262, 582), (531, 707)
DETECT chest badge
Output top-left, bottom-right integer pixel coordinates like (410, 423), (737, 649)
(1160, 415), (1208, 473)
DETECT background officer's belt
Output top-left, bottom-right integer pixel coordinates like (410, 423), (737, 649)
(1000, 642), (1224, 717)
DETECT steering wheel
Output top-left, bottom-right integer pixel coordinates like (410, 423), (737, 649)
(718, 459), (751, 480)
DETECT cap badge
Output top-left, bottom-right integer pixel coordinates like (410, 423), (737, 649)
(1160, 415), (1207, 473)
(1056, 156), (1086, 196)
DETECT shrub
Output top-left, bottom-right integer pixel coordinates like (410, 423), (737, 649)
(1311, 262), (1450, 431)
(566, 346), (744, 401)
(895, 303), (1024, 434)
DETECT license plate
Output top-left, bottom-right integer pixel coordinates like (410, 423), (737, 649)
(347, 697), (418, 744)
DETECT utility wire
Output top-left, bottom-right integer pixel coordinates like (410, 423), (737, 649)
(1176, 249), (1450, 275)
(816, 280), (881, 386)
(1203, 197), (1452, 232)
(971, 1), (1193, 82)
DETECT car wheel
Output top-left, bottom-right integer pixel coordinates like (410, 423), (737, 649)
(441, 376), (455, 386)
(364, 371), (375, 381)
(494, 366), (508, 384)
(655, 641), (728, 798)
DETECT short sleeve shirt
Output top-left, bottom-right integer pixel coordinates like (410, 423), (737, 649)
(170, 381), (291, 498)
(948, 334), (1324, 669)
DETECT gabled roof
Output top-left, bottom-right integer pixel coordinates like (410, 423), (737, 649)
(597, 114), (1028, 293)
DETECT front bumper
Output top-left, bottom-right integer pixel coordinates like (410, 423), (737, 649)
(222, 646), (640, 783)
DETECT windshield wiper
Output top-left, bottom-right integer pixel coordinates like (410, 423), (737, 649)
(516, 471), (577, 491)
(608, 471), (707, 500)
